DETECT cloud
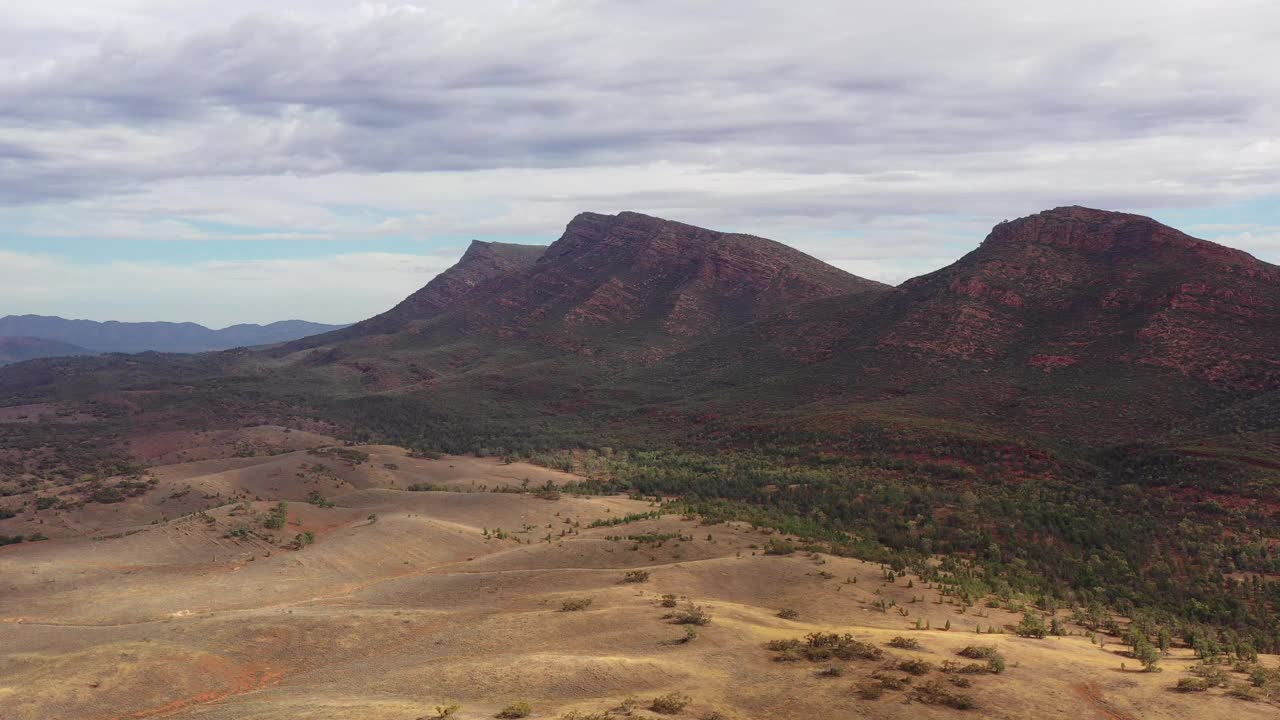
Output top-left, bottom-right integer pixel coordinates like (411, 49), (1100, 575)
(0, 0), (1277, 324)
(2, 1), (1278, 204)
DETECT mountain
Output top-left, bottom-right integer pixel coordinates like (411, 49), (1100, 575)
(877, 206), (1279, 389)
(659, 206), (1279, 439)
(290, 212), (887, 365)
(0, 315), (350, 354)
(0, 336), (95, 366)
(286, 240), (547, 350)
(482, 211), (886, 356)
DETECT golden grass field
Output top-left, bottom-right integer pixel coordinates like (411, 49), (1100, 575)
(1, 437), (1276, 719)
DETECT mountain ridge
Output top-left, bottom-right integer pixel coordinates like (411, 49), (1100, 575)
(0, 315), (350, 354)
(0, 336), (96, 366)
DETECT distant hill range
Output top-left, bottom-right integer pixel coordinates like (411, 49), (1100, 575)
(0, 336), (96, 366)
(0, 315), (348, 358)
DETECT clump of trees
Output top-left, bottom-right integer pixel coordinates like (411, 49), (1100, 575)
(287, 531), (315, 550)
(263, 501), (288, 529)
(767, 632), (883, 662)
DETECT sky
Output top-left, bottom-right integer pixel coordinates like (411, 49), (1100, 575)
(1, 0), (1278, 328)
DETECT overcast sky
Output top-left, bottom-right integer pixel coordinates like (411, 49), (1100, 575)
(1, 0), (1278, 327)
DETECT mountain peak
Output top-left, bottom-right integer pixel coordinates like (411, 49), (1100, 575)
(484, 211), (888, 357)
(883, 207), (1279, 389)
(984, 206), (1263, 269)
(284, 239), (548, 350)
(462, 239), (547, 263)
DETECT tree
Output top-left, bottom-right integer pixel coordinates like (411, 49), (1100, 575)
(1016, 611), (1047, 639)
(1133, 639), (1160, 672)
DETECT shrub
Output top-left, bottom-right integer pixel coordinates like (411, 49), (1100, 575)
(623, 570), (651, 583)
(768, 633), (883, 662)
(855, 682), (885, 700)
(306, 491), (335, 508)
(763, 538), (796, 555)
(424, 703), (460, 719)
(957, 645), (999, 660)
(898, 658), (934, 676)
(1175, 677), (1211, 692)
(949, 676), (973, 688)
(661, 594), (679, 608)
(912, 680), (975, 709)
(817, 666), (844, 677)
(888, 636), (921, 650)
(673, 602), (711, 626)
(34, 496), (57, 511)
(287, 531), (315, 550)
(777, 608), (800, 620)
(650, 693), (691, 715)
(497, 701), (532, 718)
(870, 672), (911, 690)
(1226, 685), (1259, 701)
(561, 597), (593, 612)
(1190, 664), (1229, 686)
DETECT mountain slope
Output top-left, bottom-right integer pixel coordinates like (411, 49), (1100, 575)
(0, 336), (95, 366)
(449, 211), (888, 361)
(656, 206), (1280, 441)
(0, 315), (349, 353)
(286, 240), (547, 350)
(876, 206), (1280, 389)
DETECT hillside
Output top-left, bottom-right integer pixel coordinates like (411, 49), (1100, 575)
(3, 443), (1276, 719)
(0, 315), (349, 354)
(0, 336), (95, 366)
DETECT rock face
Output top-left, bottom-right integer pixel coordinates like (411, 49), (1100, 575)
(875, 206), (1280, 390)
(477, 211), (887, 358)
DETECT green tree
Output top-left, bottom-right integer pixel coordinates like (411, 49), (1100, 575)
(1133, 639), (1160, 672)
(1016, 611), (1047, 639)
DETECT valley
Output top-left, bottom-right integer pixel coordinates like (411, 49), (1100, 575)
(3, 435), (1275, 719)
